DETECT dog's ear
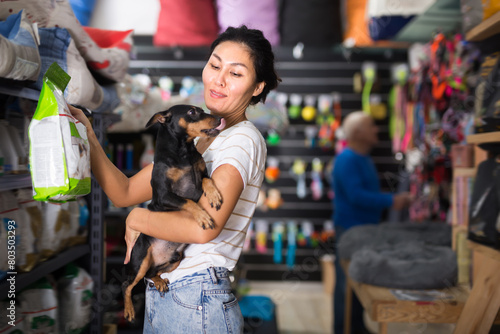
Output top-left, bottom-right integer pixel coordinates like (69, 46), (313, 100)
(146, 111), (172, 128)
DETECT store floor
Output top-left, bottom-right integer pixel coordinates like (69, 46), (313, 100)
(246, 281), (461, 334)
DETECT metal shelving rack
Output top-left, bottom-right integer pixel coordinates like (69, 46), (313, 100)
(0, 245), (90, 296)
(0, 82), (119, 333)
(88, 111), (120, 334)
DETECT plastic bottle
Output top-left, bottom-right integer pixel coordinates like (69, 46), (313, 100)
(116, 144), (124, 170)
(0, 121), (19, 172)
(126, 143), (134, 170)
(272, 222), (284, 264)
(140, 134), (155, 168)
(106, 143), (114, 162)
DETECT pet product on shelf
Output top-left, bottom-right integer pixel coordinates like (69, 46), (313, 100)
(29, 63), (91, 202)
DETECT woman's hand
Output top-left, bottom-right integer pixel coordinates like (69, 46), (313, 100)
(123, 208), (149, 264)
(67, 104), (94, 134)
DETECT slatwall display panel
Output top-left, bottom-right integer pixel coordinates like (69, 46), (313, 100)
(128, 36), (407, 281)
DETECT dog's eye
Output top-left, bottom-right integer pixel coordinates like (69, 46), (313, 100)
(188, 109), (196, 116)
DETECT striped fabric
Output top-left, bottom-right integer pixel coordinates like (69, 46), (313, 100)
(161, 121), (267, 283)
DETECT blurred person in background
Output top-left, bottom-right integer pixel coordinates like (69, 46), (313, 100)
(332, 111), (411, 333)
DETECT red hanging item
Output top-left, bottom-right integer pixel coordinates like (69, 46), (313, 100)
(83, 27), (133, 52)
(154, 0), (219, 47)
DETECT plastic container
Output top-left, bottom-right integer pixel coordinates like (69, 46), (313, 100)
(140, 134), (155, 168)
(116, 144), (124, 170)
(0, 155), (4, 176)
(239, 295), (276, 322)
(0, 121), (19, 172)
(126, 143), (134, 170)
(106, 143), (114, 162)
(7, 124), (27, 171)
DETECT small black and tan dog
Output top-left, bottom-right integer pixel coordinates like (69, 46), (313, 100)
(122, 104), (225, 322)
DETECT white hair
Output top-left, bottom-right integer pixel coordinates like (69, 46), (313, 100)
(342, 111), (370, 141)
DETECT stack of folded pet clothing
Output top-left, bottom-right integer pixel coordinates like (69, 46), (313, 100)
(0, 10), (41, 82)
(0, 0), (132, 113)
(338, 222), (457, 289)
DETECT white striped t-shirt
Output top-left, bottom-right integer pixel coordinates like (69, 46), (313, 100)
(161, 120), (267, 283)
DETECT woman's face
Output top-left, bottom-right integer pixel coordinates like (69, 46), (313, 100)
(202, 41), (264, 117)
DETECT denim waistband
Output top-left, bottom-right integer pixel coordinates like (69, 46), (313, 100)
(144, 266), (229, 291)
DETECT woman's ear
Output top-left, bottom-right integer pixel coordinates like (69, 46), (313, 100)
(253, 81), (266, 97)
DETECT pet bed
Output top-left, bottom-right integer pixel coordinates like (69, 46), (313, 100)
(338, 223), (456, 289)
(348, 240), (457, 289)
(337, 222), (451, 260)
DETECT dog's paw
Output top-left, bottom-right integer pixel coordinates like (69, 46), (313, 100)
(203, 179), (223, 211)
(124, 304), (136, 322)
(151, 276), (169, 293)
(205, 191), (223, 211)
(195, 210), (216, 230)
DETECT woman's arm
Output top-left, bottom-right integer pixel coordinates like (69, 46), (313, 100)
(68, 105), (153, 207)
(124, 163), (244, 263)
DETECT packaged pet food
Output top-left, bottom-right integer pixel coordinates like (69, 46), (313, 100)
(16, 188), (43, 272)
(29, 62), (91, 202)
(57, 263), (94, 333)
(0, 218), (7, 281)
(60, 200), (79, 250)
(19, 277), (58, 334)
(0, 300), (25, 332)
(38, 202), (71, 261)
(0, 191), (23, 272)
(65, 198), (89, 247)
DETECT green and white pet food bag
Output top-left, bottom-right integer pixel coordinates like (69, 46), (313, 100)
(57, 263), (94, 333)
(29, 63), (91, 202)
(19, 277), (58, 333)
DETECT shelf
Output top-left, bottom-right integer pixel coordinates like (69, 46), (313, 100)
(107, 255), (125, 265)
(0, 77), (116, 334)
(393, 0), (461, 43)
(453, 167), (476, 177)
(0, 173), (32, 192)
(466, 11), (500, 42)
(468, 240), (500, 262)
(0, 80), (40, 101)
(0, 81), (122, 125)
(351, 41), (412, 50)
(452, 224), (468, 232)
(467, 132), (500, 145)
(0, 244), (90, 297)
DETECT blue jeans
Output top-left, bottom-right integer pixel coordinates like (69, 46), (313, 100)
(143, 267), (243, 334)
(334, 225), (366, 334)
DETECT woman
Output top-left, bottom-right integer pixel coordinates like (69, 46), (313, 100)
(70, 26), (280, 333)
